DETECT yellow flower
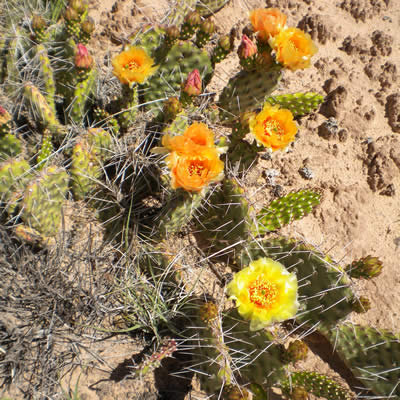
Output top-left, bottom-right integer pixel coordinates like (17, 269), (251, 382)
(249, 8), (287, 42)
(227, 258), (298, 331)
(270, 27), (317, 70)
(112, 46), (158, 85)
(249, 103), (297, 151)
(167, 148), (224, 192)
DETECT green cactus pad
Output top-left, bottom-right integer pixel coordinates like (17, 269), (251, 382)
(23, 83), (66, 137)
(218, 68), (282, 122)
(264, 92), (324, 117)
(36, 132), (53, 169)
(326, 324), (400, 398)
(256, 189), (321, 234)
(196, 0), (230, 17)
(221, 309), (287, 387)
(196, 178), (252, 255)
(68, 68), (97, 124)
(70, 140), (101, 200)
(86, 127), (113, 162)
(157, 189), (205, 236)
(21, 166), (69, 237)
(143, 41), (212, 119)
(281, 371), (353, 400)
(0, 133), (22, 161)
(0, 158), (30, 205)
(36, 44), (56, 114)
(238, 238), (355, 331)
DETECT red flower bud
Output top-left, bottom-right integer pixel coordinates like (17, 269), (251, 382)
(182, 69), (202, 97)
(74, 43), (93, 69)
(238, 34), (258, 59)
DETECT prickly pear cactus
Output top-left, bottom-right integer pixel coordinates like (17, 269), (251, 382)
(218, 68), (282, 122)
(21, 166), (69, 237)
(143, 41), (213, 118)
(264, 92), (324, 117)
(238, 238), (355, 331)
(326, 324), (400, 398)
(256, 189), (321, 233)
(281, 371), (353, 400)
(196, 178), (252, 254)
(0, 158), (31, 205)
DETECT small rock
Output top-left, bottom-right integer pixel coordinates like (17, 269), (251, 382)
(338, 129), (348, 142)
(264, 169), (280, 185)
(380, 184), (395, 196)
(318, 117), (339, 139)
(385, 93), (400, 133)
(320, 86), (348, 118)
(272, 184), (284, 197)
(370, 30), (393, 56)
(299, 167), (314, 180)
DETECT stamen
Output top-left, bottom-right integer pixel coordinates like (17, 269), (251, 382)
(248, 277), (278, 309)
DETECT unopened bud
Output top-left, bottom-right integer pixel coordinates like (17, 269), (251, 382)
(238, 34), (257, 59)
(184, 11), (201, 28)
(218, 35), (232, 52)
(200, 19), (215, 35)
(165, 25), (180, 47)
(182, 69), (202, 97)
(69, 0), (86, 14)
(283, 340), (309, 363)
(74, 43), (93, 69)
(163, 97), (182, 121)
(0, 106), (11, 125)
(352, 296), (371, 313)
(64, 6), (79, 22)
(199, 301), (218, 324)
(32, 15), (46, 31)
(347, 255), (383, 279)
(81, 17), (95, 35)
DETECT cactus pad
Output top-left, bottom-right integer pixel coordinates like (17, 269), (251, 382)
(21, 166), (69, 237)
(265, 92), (324, 117)
(218, 68), (281, 122)
(281, 371), (353, 400)
(256, 189), (321, 234)
(0, 158), (30, 205)
(0, 133), (22, 161)
(326, 324), (400, 398)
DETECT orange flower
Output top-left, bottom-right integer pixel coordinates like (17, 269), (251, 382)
(162, 122), (216, 155)
(270, 27), (317, 70)
(167, 149), (224, 192)
(249, 8), (287, 41)
(249, 103), (297, 151)
(112, 46), (158, 85)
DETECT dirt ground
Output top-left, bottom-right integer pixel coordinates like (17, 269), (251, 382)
(1, 0), (400, 399)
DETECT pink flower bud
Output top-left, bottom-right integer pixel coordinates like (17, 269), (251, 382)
(182, 69), (202, 97)
(74, 43), (93, 69)
(238, 34), (258, 59)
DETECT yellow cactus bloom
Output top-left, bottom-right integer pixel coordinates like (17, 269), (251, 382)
(167, 148), (224, 192)
(249, 8), (287, 41)
(227, 258), (299, 331)
(270, 27), (318, 70)
(162, 122), (216, 155)
(112, 46), (158, 85)
(249, 103), (297, 151)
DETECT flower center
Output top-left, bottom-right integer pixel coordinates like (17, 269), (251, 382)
(262, 118), (284, 137)
(188, 161), (206, 177)
(248, 278), (278, 309)
(124, 59), (140, 71)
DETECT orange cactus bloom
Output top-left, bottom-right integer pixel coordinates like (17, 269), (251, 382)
(112, 46), (158, 85)
(270, 27), (318, 70)
(249, 8), (287, 41)
(162, 122), (216, 155)
(249, 103), (297, 151)
(167, 149), (224, 192)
